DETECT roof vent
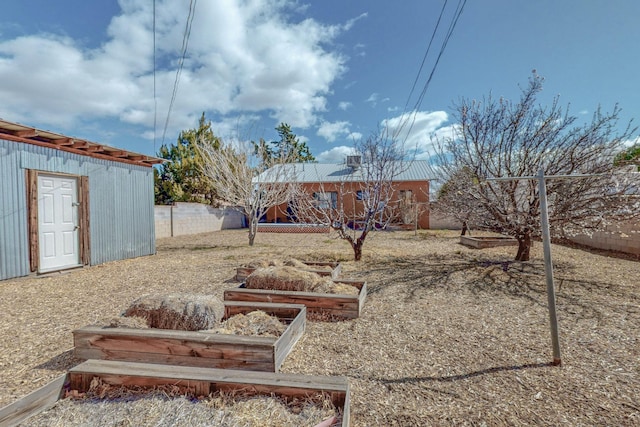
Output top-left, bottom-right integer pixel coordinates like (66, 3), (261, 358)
(346, 155), (361, 169)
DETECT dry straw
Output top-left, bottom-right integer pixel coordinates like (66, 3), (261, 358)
(245, 266), (358, 295)
(123, 294), (225, 331)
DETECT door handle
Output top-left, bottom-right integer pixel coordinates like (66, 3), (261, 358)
(74, 225), (80, 230)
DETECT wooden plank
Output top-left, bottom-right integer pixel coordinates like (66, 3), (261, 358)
(74, 329), (275, 360)
(26, 169), (39, 273)
(0, 374), (68, 427)
(236, 261), (342, 281)
(274, 305), (306, 370)
(223, 301), (306, 321)
(1, 362), (350, 427)
(460, 235), (517, 249)
(78, 175), (90, 265)
(224, 280), (366, 319)
(72, 348), (275, 371)
(70, 359), (349, 392)
(73, 303), (306, 372)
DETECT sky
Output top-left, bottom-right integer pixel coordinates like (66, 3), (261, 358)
(1, 0), (639, 162)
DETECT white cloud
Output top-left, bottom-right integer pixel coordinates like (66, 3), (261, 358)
(365, 93), (379, 105)
(316, 145), (355, 162)
(338, 101), (352, 111)
(344, 13), (368, 31)
(0, 0), (348, 138)
(622, 137), (640, 147)
(381, 110), (453, 156)
(347, 132), (363, 141)
(317, 120), (352, 142)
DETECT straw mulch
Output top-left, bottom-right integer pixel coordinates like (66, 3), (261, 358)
(245, 266), (358, 295)
(22, 378), (340, 427)
(123, 294), (226, 331)
(245, 258), (334, 272)
(1, 229), (639, 426)
(203, 310), (286, 337)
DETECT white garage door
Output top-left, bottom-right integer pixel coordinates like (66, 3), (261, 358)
(38, 174), (81, 272)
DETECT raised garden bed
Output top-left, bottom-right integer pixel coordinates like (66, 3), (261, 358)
(236, 261), (342, 282)
(460, 235), (518, 249)
(73, 301), (306, 372)
(224, 279), (367, 320)
(0, 360), (350, 426)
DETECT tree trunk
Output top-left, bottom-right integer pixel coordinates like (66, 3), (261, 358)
(461, 221), (468, 236)
(515, 233), (532, 261)
(352, 240), (363, 261)
(248, 217), (257, 246)
(351, 230), (369, 261)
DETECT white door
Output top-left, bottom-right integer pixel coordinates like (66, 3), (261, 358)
(38, 174), (81, 272)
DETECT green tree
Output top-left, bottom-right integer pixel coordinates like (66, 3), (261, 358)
(255, 123), (315, 163)
(614, 143), (640, 171)
(154, 113), (220, 205)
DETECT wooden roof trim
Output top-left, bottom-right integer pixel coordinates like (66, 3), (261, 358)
(0, 120), (164, 167)
(0, 132), (163, 167)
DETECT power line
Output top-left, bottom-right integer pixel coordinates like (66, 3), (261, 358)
(396, 0), (448, 137)
(161, 0), (197, 145)
(153, 0), (157, 152)
(394, 0), (467, 145)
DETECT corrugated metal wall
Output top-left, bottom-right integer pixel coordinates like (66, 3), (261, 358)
(0, 139), (30, 280)
(0, 138), (156, 280)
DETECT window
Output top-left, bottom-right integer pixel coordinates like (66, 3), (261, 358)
(356, 190), (368, 201)
(313, 192), (337, 209)
(399, 190), (413, 202)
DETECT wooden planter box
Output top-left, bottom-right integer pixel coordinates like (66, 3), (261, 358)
(460, 235), (518, 249)
(224, 279), (367, 320)
(0, 360), (350, 427)
(73, 301), (305, 372)
(236, 261), (342, 281)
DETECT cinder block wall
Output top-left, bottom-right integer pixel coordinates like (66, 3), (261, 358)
(430, 212), (639, 256)
(429, 212), (462, 230)
(155, 202), (245, 238)
(569, 220), (640, 255)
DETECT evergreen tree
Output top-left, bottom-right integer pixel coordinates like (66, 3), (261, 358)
(154, 113), (220, 205)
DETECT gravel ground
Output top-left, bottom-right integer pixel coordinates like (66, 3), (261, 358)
(1, 228), (639, 426)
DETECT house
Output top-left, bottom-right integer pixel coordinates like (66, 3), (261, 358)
(0, 119), (163, 281)
(259, 157), (431, 229)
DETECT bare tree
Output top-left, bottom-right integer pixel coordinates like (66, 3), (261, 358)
(290, 131), (414, 261)
(197, 138), (299, 246)
(432, 73), (639, 261)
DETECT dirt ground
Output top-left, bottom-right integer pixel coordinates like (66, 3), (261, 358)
(1, 229), (639, 426)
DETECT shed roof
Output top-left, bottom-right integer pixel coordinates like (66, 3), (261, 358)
(256, 160), (432, 183)
(0, 118), (163, 167)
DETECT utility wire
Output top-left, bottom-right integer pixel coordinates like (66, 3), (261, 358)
(161, 0), (197, 145)
(153, 0), (157, 152)
(394, 0), (448, 140)
(395, 0), (467, 146)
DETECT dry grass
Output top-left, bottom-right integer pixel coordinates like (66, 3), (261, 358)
(1, 229), (639, 426)
(245, 266), (359, 295)
(123, 293), (226, 331)
(22, 378), (340, 427)
(204, 310), (287, 337)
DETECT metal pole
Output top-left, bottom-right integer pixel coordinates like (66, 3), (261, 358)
(537, 168), (562, 365)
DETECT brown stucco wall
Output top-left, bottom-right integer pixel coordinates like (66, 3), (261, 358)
(265, 180), (430, 229)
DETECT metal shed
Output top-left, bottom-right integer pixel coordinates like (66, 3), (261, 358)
(0, 119), (163, 281)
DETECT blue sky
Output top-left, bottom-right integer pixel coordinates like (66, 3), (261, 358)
(1, 0), (639, 161)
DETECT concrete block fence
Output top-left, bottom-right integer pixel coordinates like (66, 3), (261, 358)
(155, 202), (245, 238)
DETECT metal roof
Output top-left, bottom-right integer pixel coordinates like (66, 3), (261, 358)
(0, 118), (163, 167)
(256, 160), (432, 183)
